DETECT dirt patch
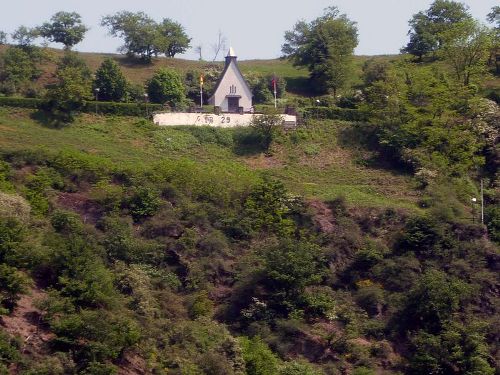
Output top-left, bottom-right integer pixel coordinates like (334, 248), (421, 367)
(56, 191), (102, 224)
(0, 286), (53, 359)
(116, 350), (148, 375)
(243, 154), (283, 169)
(308, 199), (336, 234)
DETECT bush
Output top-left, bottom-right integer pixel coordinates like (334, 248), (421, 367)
(126, 186), (161, 222)
(147, 68), (185, 107)
(0, 264), (28, 312)
(240, 336), (280, 375)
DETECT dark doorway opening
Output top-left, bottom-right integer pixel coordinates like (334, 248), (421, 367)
(227, 97), (240, 113)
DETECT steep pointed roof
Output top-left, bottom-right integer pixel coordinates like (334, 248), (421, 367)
(208, 47), (253, 103)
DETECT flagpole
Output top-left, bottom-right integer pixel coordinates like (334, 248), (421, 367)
(200, 74), (204, 112)
(273, 74), (277, 109)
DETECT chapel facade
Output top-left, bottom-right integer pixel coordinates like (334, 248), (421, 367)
(208, 47), (253, 113)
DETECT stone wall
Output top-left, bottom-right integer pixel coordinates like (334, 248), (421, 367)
(153, 112), (297, 128)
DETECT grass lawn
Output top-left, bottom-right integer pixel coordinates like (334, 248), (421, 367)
(0, 108), (420, 210)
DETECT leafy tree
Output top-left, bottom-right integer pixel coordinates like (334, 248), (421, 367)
(93, 58), (127, 101)
(0, 47), (40, 94)
(240, 336), (280, 375)
(243, 177), (294, 235)
(0, 264), (27, 313)
(101, 11), (161, 62)
(259, 239), (325, 314)
(0, 31), (7, 45)
(282, 6), (358, 96)
(402, 269), (471, 332)
(126, 186), (161, 222)
(157, 18), (191, 57)
(279, 361), (321, 375)
(408, 321), (495, 375)
(10, 26), (39, 48)
(487, 6), (500, 74)
(439, 19), (493, 85)
(41, 53), (92, 124)
(249, 109), (284, 150)
(402, 0), (472, 60)
(146, 68), (185, 106)
(39, 11), (88, 50)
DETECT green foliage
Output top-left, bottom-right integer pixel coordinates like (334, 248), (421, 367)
(38, 11), (88, 50)
(49, 309), (140, 363)
(243, 178), (294, 235)
(402, 0), (472, 60)
(439, 19), (493, 85)
(259, 239), (325, 314)
(0, 47), (41, 95)
(402, 269), (471, 332)
(0, 331), (20, 369)
(100, 12), (190, 61)
(147, 68), (185, 107)
(157, 18), (191, 58)
(41, 52), (92, 124)
(408, 321), (494, 375)
(249, 109), (284, 151)
(0, 264), (27, 312)
(363, 61), (485, 176)
(93, 58), (128, 102)
(282, 6), (358, 95)
(240, 336), (280, 375)
(126, 186), (161, 222)
(279, 361), (321, 375)
(485, 205), (500, 243)
(11, 26), (39, 47)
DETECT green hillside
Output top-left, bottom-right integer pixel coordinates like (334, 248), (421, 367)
(0, 3), (499, 372)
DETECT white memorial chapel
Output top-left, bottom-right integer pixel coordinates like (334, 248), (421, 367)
(208, 47), (253, 113)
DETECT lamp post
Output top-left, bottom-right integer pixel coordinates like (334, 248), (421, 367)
(471, 197), (477, 223)
(144, 93), (149, 117)
(94, 88), (100, 115)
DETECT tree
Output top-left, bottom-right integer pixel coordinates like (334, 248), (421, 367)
(282, 6), (358, 96)
(439, 20), (493, 85)
(146, 68), (185, 107)
(487, 6), (500, 74)
(249, 109), (284, 150)
(240, 336), (280, 375)
(0, 31), (7, 45)
(11, 26), (39, 47)
(101, 11), (160, 62)
(157, 18), (191, 58)
(41, 53), (92, 124)
(402, 0), (472, 60)
(0, 47), (40, 94)
(93, 58), (127, 101)
(38, 11), (88, 50)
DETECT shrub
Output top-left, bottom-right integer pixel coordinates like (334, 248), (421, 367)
(0, 193), (31, 222)
(0, 264), (28, 312)
(147, 68), (185, 107)
(126, 186), (161, 222)
(240, 336), (280, 375)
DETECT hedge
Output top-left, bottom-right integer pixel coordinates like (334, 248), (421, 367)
(302, 106), (368, 122)
(0, 97), (41, 109)
(0, 96), (164, 117)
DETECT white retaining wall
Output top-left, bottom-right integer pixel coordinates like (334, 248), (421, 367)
(153, 113), (297, 128)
